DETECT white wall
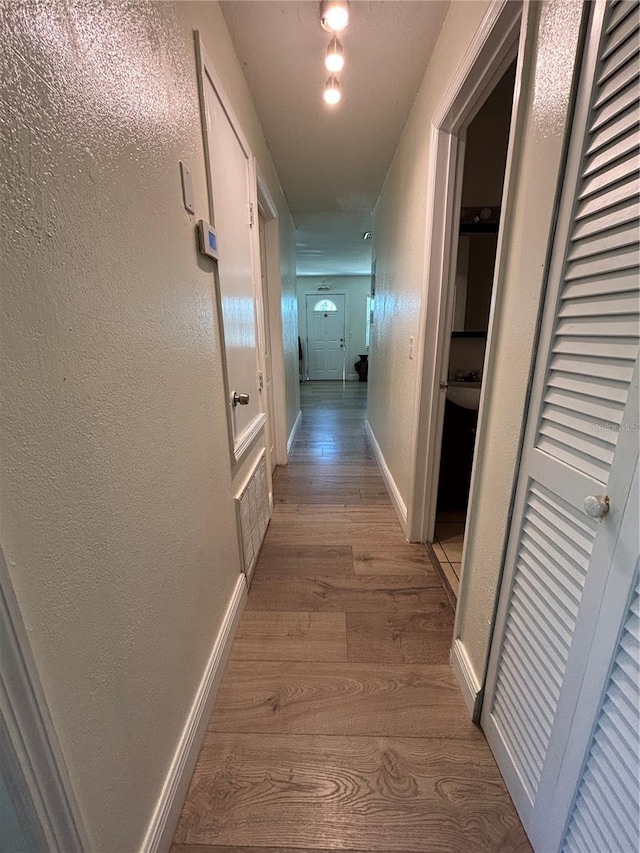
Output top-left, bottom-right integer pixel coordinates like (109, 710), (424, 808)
(368, 1), (492, 507)
(0, 2), (296, 851)
(297, 276), (371, 380)
(454, 0), (585, 686)
(369, 0), (585, 701)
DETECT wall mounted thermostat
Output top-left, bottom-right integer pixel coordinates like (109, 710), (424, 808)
(197, 220), (219, 261)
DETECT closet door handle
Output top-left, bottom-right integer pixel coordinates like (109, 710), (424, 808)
(232, 392), (250, 407)
(584, 494), (609, 520)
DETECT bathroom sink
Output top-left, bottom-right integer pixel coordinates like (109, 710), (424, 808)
(447, 384), (481, 410)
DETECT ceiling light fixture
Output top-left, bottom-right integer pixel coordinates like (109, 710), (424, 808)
(323, 75), (341, 105)
(325, 36), (344, 72)
(320, 0), (350, 33)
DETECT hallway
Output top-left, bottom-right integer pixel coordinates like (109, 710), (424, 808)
(172, 382), (530, 852)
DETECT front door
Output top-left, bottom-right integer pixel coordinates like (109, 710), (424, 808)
(305, 294), (346, 380)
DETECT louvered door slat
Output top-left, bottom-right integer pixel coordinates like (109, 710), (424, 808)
(602, 6), (639, 55)
(563, 268), (637, 297)
(548, 368), (628, 399)
(543, 385), (627, 421)
(606, 0), (637, 32)
(577, 174), (639, 218)
(573, 197), (639, 238)
(591, 79), (638, 129)
(595, 52), (638, 106)
(598, 27), (640, 82)
(500, 641), (559, 721)
(552, 335), (637, 359)
(565, 244), (639, 279)
(585, 130), (639, 176)
(526, 493), (594, 555)
(489, 479), (595, 799)
(558, 290), (639, 317)
(542, 407), (624, 445)
(587, 102), (639, 152)
(568, 222), (638, 260)
(562, 578), (640, 852)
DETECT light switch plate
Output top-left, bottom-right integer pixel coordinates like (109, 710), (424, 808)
(180, 161), (195, 214)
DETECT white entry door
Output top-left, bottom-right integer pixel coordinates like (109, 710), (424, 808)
(482, 2), (639, 850)
(306, 294), (346, 380)
(201, 55), (263, 460)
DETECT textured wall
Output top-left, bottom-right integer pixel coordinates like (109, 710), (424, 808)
(368, 1), (490, 505)
(0, 1), (295, 850)
(370, 0), (584, 693)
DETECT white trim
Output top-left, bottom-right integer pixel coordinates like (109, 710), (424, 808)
(286, 409), (303, 455)
(255, 174), (287, 463)
(0, 548), (88, 853)
(407, 0), (522, 545)
(364, 420), (408, 535)
(140, 574), (247, 853)
(451, 638), (483, 722)
(233, 412), (267, 463)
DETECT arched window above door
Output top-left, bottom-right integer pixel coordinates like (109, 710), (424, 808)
(313, 299), (338, 312)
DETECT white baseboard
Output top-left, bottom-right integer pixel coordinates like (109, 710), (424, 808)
(347, 373), (359, 381)
(451, 637), (483, 722)
(140, 574), (247, 853)
(364, 419), (408, 535)
(286, 409), (302, 456)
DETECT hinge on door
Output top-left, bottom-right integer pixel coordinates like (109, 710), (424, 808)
(249, 202), (255, 227)
(258, 371), (264, 391)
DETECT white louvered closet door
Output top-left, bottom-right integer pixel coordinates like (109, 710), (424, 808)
(481, 1), (640, 850)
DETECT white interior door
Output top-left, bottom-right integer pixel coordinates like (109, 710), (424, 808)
(202, 64), (263, 459)
(482, 2), (640, 849)
(306, 294), (346, 380)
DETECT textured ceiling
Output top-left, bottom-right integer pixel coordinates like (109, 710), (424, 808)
(221, 1), (449, 275)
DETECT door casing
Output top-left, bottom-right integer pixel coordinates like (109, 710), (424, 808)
(408, 0), (523, 550)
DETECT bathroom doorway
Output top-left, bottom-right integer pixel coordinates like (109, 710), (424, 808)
(431, 62), (517, 599)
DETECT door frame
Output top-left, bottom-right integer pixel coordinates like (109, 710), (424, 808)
(407, 0), (523, 545)
(304, 291), (348, 381)
(0, 547), (87, 852)
(256, 174), (288, 467)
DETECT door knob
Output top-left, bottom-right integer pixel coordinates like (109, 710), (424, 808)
(584, 494), (610, 520)
(232, 391), (250, 407)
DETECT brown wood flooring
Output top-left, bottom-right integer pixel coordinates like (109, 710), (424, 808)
(172, 381), (531, 853)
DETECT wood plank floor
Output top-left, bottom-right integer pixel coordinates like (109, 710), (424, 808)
(172, 381), (531, 853)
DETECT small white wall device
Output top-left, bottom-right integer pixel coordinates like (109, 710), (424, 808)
(197, 220), (219, 260)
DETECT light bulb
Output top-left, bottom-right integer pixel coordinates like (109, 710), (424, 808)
(325, 37), (344, 72)
(320, 1), (349, 33)
(323, 75), (341, 105)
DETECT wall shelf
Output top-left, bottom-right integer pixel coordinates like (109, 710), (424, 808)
(460, 223), (499, 233)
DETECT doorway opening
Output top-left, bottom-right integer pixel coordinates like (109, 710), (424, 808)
(432, 62), (517, 599)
